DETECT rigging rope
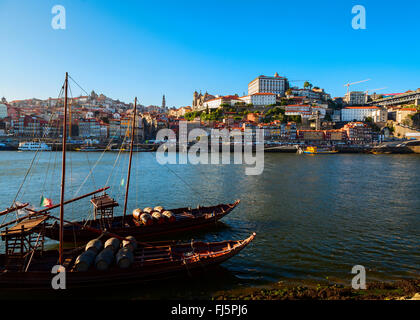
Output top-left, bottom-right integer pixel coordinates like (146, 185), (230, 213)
(4, 84), (64, 225)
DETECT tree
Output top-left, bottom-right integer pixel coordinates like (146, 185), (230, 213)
(303, 81), (310, 89)
(286, 89), (293, 96)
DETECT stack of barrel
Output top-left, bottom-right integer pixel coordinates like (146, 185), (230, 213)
(74, 235), (138, 271)
(132, 206), (176, 226)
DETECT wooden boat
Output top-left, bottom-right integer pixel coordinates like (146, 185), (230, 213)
(0, 224), (255, 289)
(43, 200), (240, 242)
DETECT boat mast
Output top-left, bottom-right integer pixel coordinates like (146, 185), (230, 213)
(59, 72), (68, 265)
(122, 97), (137, 226)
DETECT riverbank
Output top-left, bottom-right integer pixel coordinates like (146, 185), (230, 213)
(212, 279), (420, 300)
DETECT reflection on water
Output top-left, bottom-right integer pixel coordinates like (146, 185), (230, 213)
(0, 151), (419, 298)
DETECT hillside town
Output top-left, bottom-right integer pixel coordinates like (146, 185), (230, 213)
(0, 73), (419, 149)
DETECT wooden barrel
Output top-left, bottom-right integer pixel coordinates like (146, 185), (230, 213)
(143, 207), (153, 214)
(85, 239), (103, 254)
(140, 213), (153, 226)
(104, 237), (121, 253)
(116, 247), (134, 269)
(153, 206), (164, 213)
(75, 249), (97, 272)
(162, 210), (176, 223)
(132, 208), (142, 220)
(95, 247), (114, 271)
(151, 211), (164, 224)
(123, 235), (137, 251)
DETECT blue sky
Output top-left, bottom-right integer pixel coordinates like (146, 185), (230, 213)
(0, 0), (419, 106)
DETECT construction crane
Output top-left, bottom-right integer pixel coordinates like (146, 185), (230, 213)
(365, 87), (387, 95)
(344, 79), (371, 94)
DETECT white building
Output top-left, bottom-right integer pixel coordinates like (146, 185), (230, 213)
(248, 72), (288, 96)
(239, 93), (276, 106)
(341, 106), (380, 122)
(344, 91), (366, 105)
(371, 107), (388, 123)
(203, 95), (242, 110)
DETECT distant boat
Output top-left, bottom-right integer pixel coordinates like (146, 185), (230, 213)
(75, 145), (102, 152)
(302, 146), (338, 154)
(18, 141), (52, 151)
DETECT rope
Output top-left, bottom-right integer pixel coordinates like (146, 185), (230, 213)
(3, 84), (64, 226)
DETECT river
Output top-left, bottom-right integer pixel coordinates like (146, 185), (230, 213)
(0, 151), (419, 298)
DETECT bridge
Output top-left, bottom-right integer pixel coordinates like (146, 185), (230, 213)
(369, 89), (420, 106)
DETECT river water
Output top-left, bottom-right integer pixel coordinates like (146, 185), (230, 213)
(0, 151), (419, 298)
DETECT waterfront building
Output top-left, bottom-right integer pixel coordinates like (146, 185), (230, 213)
(281, 122), (297, 139)
(239, 92), (276, 106)
(297, 130), (325, 141)
(109, 119), (122, 138)
(342, 122), (372, 142)
(324, 129), (347, 141)
(14, 115), (47, 137)
(248, 73), (289, 96)
(0, 104), (7, 119)
(344, 91), (366, 105)
(79, 118), (101, 138)
(341, 106), (380, 122)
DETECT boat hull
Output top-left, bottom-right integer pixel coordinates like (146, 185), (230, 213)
(303, 150), (339, 154)
(0, 233), (255, 290)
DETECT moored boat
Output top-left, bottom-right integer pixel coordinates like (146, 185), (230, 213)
(0, 228), (255, 289)
(18, 141), (52, 151)
(302, 146), (338, 154)
(43, 199), (240, 242)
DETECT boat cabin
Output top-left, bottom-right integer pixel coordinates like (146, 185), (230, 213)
(90, 193), (119, 226)
(1, 216), (47, 271)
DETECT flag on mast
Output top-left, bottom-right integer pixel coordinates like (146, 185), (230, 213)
(40, 195), (53, 208)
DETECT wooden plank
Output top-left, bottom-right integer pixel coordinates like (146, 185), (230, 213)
(1, 216), (47, 236)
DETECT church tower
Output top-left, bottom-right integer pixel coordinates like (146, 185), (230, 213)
(162, 94), (166, 109)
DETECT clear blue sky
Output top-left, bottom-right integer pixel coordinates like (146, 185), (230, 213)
(0, 0), (419, 106)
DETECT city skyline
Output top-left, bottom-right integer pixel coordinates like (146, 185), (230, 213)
(1, 0), (419, 106)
